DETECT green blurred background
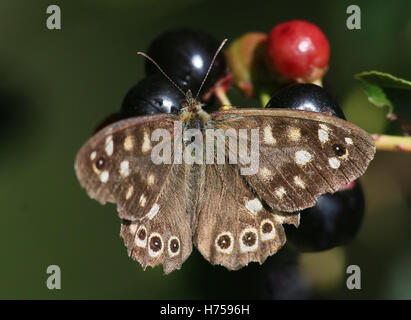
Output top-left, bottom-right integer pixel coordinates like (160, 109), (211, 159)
(0, 0), (410, 299)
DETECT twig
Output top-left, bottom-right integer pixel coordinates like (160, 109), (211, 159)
(259, 91), (271, 107)
(373, 134), (411, 152)
(214, 85), (232, 106)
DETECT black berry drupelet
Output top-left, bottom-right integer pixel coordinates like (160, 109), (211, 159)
(121, 74), (184, 118)
(95, 74), (184, 133)
(266, 83), (346, 119)
(145, 28), (228, 99)
(285, 181), (365, 252)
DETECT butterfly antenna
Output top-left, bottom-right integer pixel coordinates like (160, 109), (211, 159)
(195, 38), (228, 100)
(137, 51), (186, 96)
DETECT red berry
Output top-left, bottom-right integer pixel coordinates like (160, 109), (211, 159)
(267, 20), (330, 82)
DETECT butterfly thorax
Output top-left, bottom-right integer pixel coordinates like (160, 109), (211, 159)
(179, 90), (211, 128)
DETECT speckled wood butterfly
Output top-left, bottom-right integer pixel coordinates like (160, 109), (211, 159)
(74, 42), (375, 274)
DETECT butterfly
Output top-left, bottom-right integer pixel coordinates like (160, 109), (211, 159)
(74, 40), (375, 274)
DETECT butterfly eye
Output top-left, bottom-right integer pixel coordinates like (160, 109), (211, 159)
(170, 239), (179, 253)
(332, 144), (346, 157)
(150, 235), (163, 252)
(242, 231), (257, 247)
(262, 222), (273, 234)
(91, 155), (107, 176)
(135, 226), (148, 248)
(239, 228), (259, 252)
(215, 232), (234, 254)
(260, 219), (276, 241)
(137, 228), (146, 241)
(168, 237), (180, 257)
(95, 157), (105, 170)
(217, 234), (231, 249)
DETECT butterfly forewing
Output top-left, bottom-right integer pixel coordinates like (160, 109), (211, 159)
(211, 108), (376, 212)
(75, 114), (178, 220)
(193, 163), (299, 271)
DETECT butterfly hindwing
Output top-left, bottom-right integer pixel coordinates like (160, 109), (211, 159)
(120, 165), (192, 274)
(193, 163), (299, 270)
(212, 108), (376, 212)
(75, 114), (178, 220)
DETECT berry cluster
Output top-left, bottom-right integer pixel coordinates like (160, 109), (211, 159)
(123, 29), (229, 118)
(97, 21), (365, 254)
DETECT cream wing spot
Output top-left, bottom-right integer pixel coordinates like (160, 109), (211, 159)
(329, 157), (341, 169)
(288, 126), (301, 142)
(319, 124), (330, 131)
(123, 136), (135, 151)
(105, 135), (114, 156)
(215, 232), (234, 254)
(125, 185), (134, 200)
(139, 194), (147, 207)
(147, 174), (155, 186)
(142, 129), (151, 153)
(239, 227), (258, 252)
(124, 135), (135, 151)
(275, 187), (286, 199)
(99, 170), (109, 183)
(146, 203), (160, 220)
(295, 150), (313, 166)
(260, 167), (272, 181)
(275, 215), (287, 224)
(341, 149), (350, 160)
(128, 223), (137, 235)
(318, 128), (329, 143)
(120, 160), (130, 177)
(263, 126), (276, 145)
(293, 176), (306, 189)
(245, 198), (263, 215)
(260, 219), (276, 241)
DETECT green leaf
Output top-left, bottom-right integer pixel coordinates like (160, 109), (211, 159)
(355, 71), (411, 90)
(355, 71), (411, 120)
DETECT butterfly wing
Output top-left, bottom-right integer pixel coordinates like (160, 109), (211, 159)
(76, 114), (194, 273)
(211, 108), (375, 212)
(120, 164), (192, 274)
(75, 114), (178, 220)
(193, 163), (299, 270)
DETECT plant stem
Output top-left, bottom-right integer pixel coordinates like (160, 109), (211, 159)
(214, 86), (231, 106)
(260, 91), (271, 107)
(311, 78), (323, 87)
(373, 134), (411, 152)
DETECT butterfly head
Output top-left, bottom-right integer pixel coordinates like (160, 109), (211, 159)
(180, 90), (204, 111)
(179, 89), (210, 124)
